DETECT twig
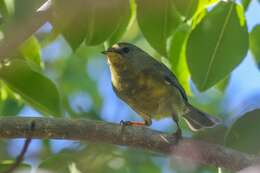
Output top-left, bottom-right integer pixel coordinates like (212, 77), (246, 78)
(2, 120), (35, 173)
(3, 138), (31, 173)
(0, 117), (258, 172)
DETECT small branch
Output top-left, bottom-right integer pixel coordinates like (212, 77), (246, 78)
(0, 117), (258, 171)
(3, 120), (35, 173)
(3, 138), (32, 173)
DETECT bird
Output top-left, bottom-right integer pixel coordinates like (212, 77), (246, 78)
(102, 42), (219, 138)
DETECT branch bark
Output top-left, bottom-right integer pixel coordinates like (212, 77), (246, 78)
(0, 117), (258, 171)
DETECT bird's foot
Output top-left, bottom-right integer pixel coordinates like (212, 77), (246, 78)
(120, 120), (147, 126)
(170, 128), (182, 144)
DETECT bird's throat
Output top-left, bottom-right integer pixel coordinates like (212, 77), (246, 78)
(108, 62), (132, 91)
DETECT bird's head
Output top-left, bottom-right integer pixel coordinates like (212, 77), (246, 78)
(102, 42), (150, 69)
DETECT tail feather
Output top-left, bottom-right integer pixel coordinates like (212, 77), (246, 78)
(183, 103), (220, 131)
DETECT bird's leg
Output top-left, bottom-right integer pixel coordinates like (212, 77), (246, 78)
(120, 118), (151, 127)
(172, 115), (182, 141)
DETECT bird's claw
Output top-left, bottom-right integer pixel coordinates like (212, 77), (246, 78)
(120, 120), (131, 126)
(171, 129), (182, 144)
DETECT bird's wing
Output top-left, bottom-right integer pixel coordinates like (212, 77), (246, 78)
(146, 61), (188, 102)
(162, 71), (188, 102)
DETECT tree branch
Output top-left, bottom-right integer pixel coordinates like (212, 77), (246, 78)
(0, 117), (258, 171)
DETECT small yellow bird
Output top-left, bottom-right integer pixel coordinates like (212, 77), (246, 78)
(102, 43), (219, 138)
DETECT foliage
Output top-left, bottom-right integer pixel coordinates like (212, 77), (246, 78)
(187, 1), (248, 91)
(250, 24), (260, 64)
(0, 0), (259, 172)
(225, 110), (260, 154)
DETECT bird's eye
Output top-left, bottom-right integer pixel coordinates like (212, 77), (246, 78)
(122, 47), (130, 54)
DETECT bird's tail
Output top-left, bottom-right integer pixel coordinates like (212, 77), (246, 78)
(182, 103), (220, 131)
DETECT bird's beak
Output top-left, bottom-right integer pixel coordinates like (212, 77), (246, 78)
(102, 47), (114, 55)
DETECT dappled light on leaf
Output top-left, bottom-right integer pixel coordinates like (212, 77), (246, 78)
(168, 23), (192, 95)
(19, 35), (42, 70)
(250, 25), (260, 63)
(172, 0), (199, 19)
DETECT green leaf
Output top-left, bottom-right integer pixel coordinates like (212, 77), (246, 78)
(168, 23), (192, 95)
(40, 144), (120, 173)
(172, 0), (199, 19)
(106, 0), (133, 46)
(19, 36), (41, 67)
(0, 83), (24, 116)
(241, 0), (252, 11)
(186, 1), (248, 91)
(0, 59), (62, 116)
(0, 161), (31, 172)
(40, 150), (75, 173)
(0, 98), (24, 115)
(225, 110), (260, 154)
(52, 0), (88, 50)
(191, 8), (206, 28)
(196, 0), (218, 18)
(3, 0), (14, 14)
(0, 0), (12, 19)
(197, 0), (218, 10)
(62, 18), (86, 51)
(136, 0), (181, 56)
(169, 24), (191, 66)
(13, 0), (38, 20)
(235, 4), (246, 26)
(215, 75), (230, 92)
(53, 0), (131, 49)
(85, 0), (131, 46)
(250, 25), (260, 63)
